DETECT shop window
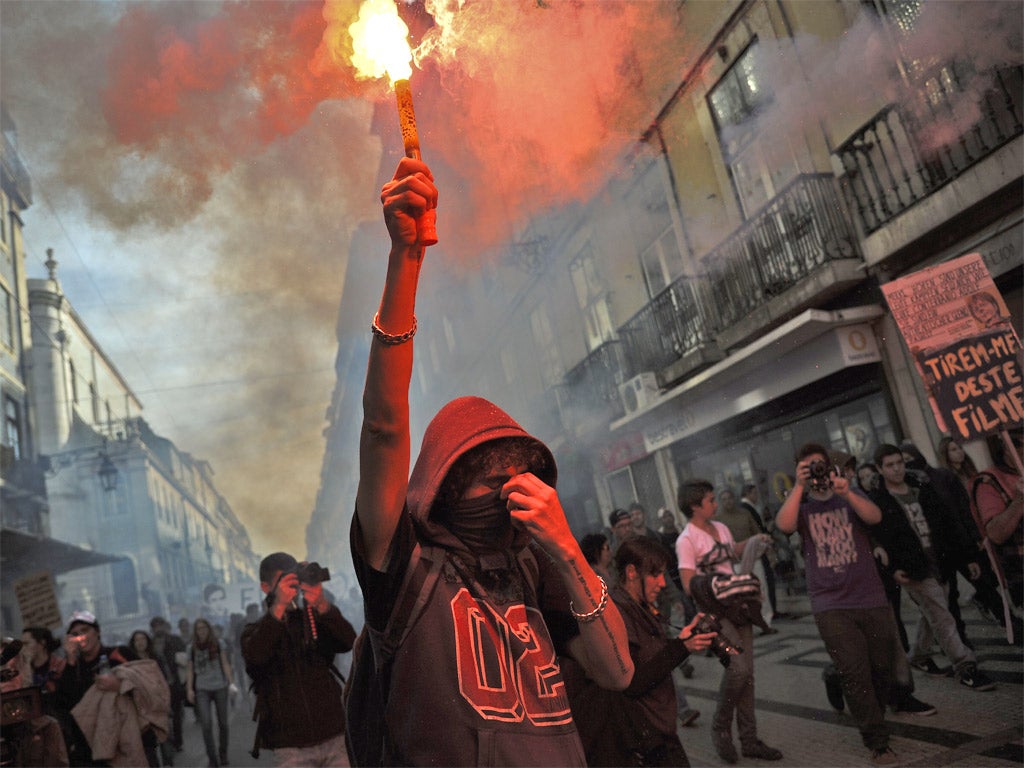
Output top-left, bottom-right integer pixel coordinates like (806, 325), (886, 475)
(630, 454), (666, 515)
(606, 467), (637, 511)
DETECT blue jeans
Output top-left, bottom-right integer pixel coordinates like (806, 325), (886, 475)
(195, 686), (229, 766)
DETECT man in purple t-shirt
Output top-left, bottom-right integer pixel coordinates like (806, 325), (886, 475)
(776, 443), (904, 767)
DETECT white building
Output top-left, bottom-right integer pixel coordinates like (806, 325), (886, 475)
(26, 256), (260, 638)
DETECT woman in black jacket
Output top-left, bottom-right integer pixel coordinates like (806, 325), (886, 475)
(573, 537), (715, 766)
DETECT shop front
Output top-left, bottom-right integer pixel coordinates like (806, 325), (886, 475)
(605, 306), (894, 516)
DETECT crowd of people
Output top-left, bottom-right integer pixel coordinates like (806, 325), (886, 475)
(567, 430), (1021, 767)
(3, 157), (1020, 768)
(1, 551), (357, 768)
(0, 609), (251, 767)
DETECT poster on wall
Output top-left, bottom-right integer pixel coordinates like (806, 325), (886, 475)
(881, 253), (1022, 441)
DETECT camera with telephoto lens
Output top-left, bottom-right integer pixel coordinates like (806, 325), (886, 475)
(294, 561), (330, 585)
(692, 613), (743, 667)
(808, 459), (835, 493)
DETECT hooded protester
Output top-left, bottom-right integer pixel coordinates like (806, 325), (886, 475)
(350, 157), (632, 766)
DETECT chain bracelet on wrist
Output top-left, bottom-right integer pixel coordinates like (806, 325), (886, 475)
(371, 312), (417, 345)
(570, 576), (608, 624)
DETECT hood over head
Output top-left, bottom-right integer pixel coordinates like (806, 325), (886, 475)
(407, 397), (556, 550)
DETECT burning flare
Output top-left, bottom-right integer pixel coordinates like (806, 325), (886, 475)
(348, 0), (436, 246)
(348, 0), (412, 85)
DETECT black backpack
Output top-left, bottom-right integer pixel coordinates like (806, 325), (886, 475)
(343, 543), (445, 767)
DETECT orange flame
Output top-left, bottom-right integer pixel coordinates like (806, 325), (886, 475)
(348, 0), (412, 87)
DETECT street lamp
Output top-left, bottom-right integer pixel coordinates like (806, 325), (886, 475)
(98, 452), (119, 492)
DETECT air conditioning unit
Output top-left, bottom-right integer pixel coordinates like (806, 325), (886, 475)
(619, 372), (660, 415)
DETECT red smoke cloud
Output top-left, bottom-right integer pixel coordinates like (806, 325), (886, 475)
(96, 0), (687, 258)
(100, 3), (377, 190)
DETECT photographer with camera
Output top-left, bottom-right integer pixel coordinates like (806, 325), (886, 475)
(240, 552), (356, 767)
(776, 443), (910, 766)
(676, 480), (782, 765)
(572, 536), (714, 766)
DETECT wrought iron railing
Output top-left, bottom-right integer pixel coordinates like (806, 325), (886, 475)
(619, 277), (719, 373)
(560, 340), (628, 423)
(836, 64), (1023, 235)
(702, 173), (860, 330)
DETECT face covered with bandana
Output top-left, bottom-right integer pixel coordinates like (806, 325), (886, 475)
(434, 438), (550, 553)
(447, 488), (516, 552)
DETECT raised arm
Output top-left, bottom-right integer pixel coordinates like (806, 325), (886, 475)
(355, 158), (438, 570)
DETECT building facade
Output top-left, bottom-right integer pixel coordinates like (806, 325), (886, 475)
(26, 265), (261, 637)
(308, 0), (1021, 592)
(0, 105), (129, 633)
(0, 102), (261, 638)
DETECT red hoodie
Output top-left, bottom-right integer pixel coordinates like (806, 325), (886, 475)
(351, 396), (585, 767)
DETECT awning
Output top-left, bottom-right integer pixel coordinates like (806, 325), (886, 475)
(610, 305), (886, 453)
(0, 528), (126, 578)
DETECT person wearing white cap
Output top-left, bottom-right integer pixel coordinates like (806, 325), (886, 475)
(53, 611), (129, 765)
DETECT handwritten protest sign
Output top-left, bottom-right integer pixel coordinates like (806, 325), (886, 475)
(881, 253), (1022, 441)
(14, 571), (62, 629)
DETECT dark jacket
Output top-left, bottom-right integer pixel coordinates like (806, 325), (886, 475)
(241, 605), (355, 750)
(53, 645), (130, 712)
(571, 585), (690, 767)
(870, 475), (980, 581)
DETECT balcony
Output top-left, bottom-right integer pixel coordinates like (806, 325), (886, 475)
(1, 458), (49, 536)
(557, 340), (629, 431)
(836, 64), (1022, 240)
(702, 173), (864, 350)
(619, 277), (723, 387)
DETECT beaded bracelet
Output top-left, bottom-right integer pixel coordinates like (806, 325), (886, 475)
(570, 576), (609, 624)
(371, 312), (417, 345)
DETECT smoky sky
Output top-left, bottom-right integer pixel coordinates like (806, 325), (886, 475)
(1, 0), (1018, 557)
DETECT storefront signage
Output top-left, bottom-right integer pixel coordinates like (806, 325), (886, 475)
(600, 432), (648, 472)
(882, 253), (1022, 440)
(837, 324), (881, 365)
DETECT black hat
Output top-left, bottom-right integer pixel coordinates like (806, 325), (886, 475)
(609, 509), (631, 526)
(259, 552), (297, 583)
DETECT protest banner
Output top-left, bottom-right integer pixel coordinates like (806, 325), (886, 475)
(881, 253), (1022, 440)
(14, 571), (62, 629)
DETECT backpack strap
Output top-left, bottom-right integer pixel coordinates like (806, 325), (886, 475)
(372, 542), (445, 668)
(972, 471), (1013, 510)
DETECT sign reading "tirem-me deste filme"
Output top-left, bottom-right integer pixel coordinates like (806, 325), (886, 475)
(917, 328), (1022, 441)
(882, 253), (1022, 442)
